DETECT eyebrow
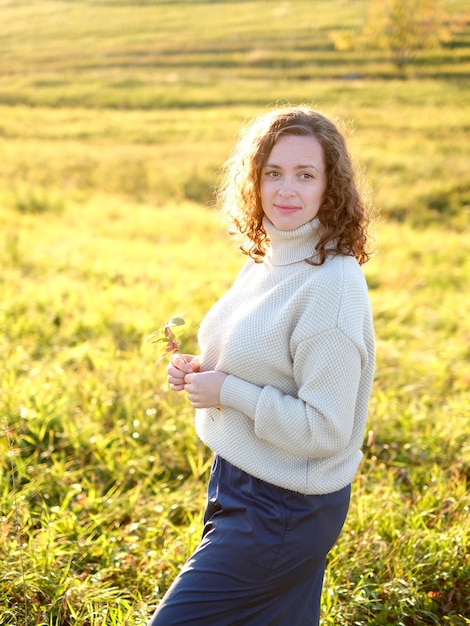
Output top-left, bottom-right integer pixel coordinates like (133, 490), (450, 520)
(264, 162), (320, 173)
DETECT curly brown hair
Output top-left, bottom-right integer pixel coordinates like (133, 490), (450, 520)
(217, 106), (373, 265)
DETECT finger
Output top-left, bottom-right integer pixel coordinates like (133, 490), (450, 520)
(171, 355), (193, 373)
(169, 382), (185, 391)
(188, 398), (207, 409)
(186, 394), (201, 407)
(167, 365), (186, 379)
(188, 356), (201, 371)
(168, 375), (185, 386)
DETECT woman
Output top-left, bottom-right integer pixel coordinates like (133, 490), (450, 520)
(147, 106), (375, 625)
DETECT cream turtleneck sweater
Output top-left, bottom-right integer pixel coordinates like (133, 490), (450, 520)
(196, 217), (375, 495)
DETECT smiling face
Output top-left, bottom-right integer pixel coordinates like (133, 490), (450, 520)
(260, 134), (327, 231)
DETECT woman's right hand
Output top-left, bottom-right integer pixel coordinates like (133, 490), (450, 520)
(167, 354), (200, 391)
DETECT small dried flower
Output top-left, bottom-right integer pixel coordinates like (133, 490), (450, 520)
(146, 317), (187, 362)
(147, 316), (216, 420)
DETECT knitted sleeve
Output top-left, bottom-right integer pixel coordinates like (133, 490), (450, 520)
(219, 327), (364, 458)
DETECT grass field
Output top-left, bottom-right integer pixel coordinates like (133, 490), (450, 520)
(1, 0), (469, 624)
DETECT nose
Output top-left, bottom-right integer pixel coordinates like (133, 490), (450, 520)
(278, 177), (296, 197)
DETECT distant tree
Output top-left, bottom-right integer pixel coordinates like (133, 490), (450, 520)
(363, 0), (446, 71)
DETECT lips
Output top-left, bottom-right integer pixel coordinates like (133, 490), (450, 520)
(274, 204), (301, 214)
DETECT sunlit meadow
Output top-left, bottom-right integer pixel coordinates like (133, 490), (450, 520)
(0, 0), (469, 624)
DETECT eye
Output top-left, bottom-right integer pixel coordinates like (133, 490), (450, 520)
(264, 170), (280, 178)
(299, 172), (314, 179)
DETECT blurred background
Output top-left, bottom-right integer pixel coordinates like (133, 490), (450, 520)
(1, 1), (469, 625)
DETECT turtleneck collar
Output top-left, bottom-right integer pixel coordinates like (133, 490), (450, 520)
(263, 216), (323, 266)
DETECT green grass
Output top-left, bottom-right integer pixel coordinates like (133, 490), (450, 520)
(1, 0), (470, 623)
(1, 197), (469, 624)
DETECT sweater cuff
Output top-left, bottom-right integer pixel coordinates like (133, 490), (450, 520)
(220, 375), (261, 419)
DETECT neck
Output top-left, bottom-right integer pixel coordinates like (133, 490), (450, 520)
(263, 217), (323, 266)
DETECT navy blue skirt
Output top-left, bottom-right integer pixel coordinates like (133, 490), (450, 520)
(147, 455), (350, 626)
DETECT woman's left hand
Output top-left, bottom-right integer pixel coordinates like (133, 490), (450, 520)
(184, 371), (228, 409)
